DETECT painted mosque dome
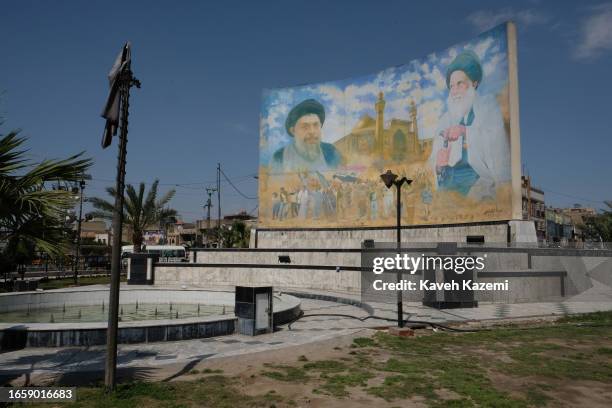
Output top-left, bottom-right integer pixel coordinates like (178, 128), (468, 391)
(352, 115), (375, 131)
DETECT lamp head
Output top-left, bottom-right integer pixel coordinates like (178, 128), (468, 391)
(398, 177), (413, 187)
(380, 170), (398, 189)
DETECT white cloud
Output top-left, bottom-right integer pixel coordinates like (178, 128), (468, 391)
(318, 84), (344, 104)
(483, 53), (504, 76)
(573, 3), (612, 60)
(264, 103), (288, 131)
(471, 37), (494, 60)
(441, 48), (458, 66)
(345, 82), (379, 99)
(400, 70), (421, 84)
(407, 85), (424, 105)
(422, 86), (437, 100)
(375, 68), (398, 94)
(386, 97), (410, 121)
(393, 69), (420, 94)
(467, 8), (549, 32)
(396, 80), (413, 93)
(426, 66), (446, 91)
(417, 99), (444, 140)
(312, 81), (379, 142)
(420, 62), (430, 76)
(321, 108), (348, 143)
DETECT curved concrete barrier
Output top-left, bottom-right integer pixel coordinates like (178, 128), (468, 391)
(0, 288), (301, 349)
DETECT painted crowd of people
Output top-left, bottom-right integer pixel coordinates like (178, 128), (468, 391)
(270, 177), (419, 223)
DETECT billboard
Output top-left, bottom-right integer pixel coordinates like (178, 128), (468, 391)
(258, 22), (521, 228)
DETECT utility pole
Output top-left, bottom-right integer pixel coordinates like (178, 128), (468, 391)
(526, 175), (532, 221)
(73, 178), (86, 284)
(217, 163), (221, 247)
(204, 187), (216, 246)
(217, 163), (221, 229)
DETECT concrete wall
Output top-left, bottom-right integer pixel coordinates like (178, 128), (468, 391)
(160, 246), (612, 305)
(191, 249), (530, 272)
(0, 288), (236, 313)
(156, 265), (362, 294)
(251, 223), (510, 248)
(475, 276), (563, 303)
(0, 291), (302, 349)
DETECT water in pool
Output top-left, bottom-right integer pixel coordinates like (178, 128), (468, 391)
(0, 302), (231, 323)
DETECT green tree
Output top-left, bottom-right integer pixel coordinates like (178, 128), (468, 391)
(0, 130), (92, 274)
(582, 202), (612, 242)
(232, 220), (250, 248)
(89, 180), (177, 252)
(217, 221), (250, 248)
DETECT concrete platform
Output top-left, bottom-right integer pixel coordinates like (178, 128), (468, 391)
(2, 282), (612, 385)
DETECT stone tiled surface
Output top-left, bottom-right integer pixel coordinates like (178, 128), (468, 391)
(0, 299), (370, 381)
(2, 286), (612, 383)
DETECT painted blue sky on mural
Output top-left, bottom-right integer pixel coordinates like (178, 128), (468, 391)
(260, 24), (509, 166)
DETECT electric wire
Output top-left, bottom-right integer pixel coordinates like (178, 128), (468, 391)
(219, 168), (257, 200)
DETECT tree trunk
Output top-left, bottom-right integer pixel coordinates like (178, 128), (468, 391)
(133, 233), (143, 253)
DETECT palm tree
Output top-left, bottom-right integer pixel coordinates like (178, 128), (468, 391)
(89, 180), (177, 252)
(0, 130), (92, 272)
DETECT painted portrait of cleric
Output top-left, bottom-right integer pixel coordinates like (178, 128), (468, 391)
(432, 50), (511, 200)
(270, 99), (342, 173)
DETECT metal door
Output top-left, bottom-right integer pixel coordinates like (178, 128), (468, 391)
(255, 292), (269, 330)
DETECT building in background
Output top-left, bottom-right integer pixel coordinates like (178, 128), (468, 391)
(143, 230), (165, 245)
(521, 176), (546, 241)
(562, 206), (597, 242)
(545, 205), (597, 245)
(546, 207), (573, 244)
(78, 219), (110, 245)
(167, 221), (197, 247)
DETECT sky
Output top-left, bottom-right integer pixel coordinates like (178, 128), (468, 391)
(1, 0), (611, 222)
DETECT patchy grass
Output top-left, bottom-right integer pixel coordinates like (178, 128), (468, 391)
(262, 365), (310, 382)
(344, 311), (612, 405)
(31, 377), (289, 408)
(352, 337), (376, 347)
(27, 311), (612, 407)
(303, 359), (348, 373)
(316, 371), (374, 397)
(190, 368), (224, 375)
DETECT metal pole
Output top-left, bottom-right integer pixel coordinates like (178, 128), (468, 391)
(105, 70), (132, 391)
(217, 163), (221, 247)
(206, 198), (211, 230)
(205, 187), (216, 246)
(217, 163), (221, 228)
(74, 180), (85, 284)
(396, 181), (404, 328)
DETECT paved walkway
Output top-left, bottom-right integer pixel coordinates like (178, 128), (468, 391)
(2, 283), (612, 385)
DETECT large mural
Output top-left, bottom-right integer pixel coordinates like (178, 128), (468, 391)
(259, 23), (518, 228)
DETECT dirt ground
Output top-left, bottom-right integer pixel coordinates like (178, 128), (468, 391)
(156, 323), (612, 407)
(13, 315), (612, 407)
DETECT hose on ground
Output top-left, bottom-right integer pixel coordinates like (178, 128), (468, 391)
(283, 313), (612, 333)
(284, 312), (485, 332)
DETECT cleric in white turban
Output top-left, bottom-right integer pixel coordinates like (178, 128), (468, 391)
(432, 50), (511, 200)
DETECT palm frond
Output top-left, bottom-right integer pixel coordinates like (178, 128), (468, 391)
(88, 179), (178, 245)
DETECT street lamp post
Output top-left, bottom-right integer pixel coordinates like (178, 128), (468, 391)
(73, 179), (85, 284)
(380, 170), (412, 328)
(100, 43), (140, 391)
